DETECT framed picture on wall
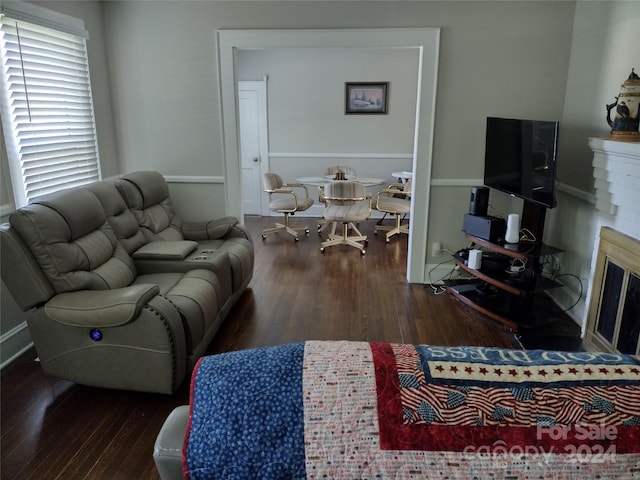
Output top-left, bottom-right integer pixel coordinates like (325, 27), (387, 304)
(345, 82), (389, 114)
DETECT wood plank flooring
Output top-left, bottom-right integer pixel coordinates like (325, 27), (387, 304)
(1, 215), (521, 479)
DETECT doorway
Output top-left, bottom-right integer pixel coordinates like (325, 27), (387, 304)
(238, 80), (269, 216)
(218, 29), (440, 283)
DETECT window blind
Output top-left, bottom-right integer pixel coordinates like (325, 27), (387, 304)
(0, 11), (100, 207)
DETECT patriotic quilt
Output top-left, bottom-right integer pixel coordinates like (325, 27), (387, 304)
(183, 341), (640, 479)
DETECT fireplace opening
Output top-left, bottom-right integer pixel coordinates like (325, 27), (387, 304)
(585, 227), (640, 354)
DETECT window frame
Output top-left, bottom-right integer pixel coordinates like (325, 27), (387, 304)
(0, 1), (100, 208)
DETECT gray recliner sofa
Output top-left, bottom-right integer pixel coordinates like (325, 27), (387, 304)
(0, 172), (254, 394)
(111, 171), (253, 295)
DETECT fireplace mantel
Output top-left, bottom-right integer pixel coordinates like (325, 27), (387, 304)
(588, 138), (640, 241)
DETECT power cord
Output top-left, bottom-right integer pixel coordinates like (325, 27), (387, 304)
(427, 258), (473, 295)
(519, 228), (537, 243)
(552, 273), (583, 312)
(505, 258), (526, 274)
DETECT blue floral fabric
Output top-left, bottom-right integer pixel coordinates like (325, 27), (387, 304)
(185, 343), (306, 480)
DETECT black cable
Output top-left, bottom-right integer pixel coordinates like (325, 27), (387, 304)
(553, 273), (583, 312)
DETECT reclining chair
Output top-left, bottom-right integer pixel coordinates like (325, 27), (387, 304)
(261, 173), (314, 241)
(374, 180), (412, 242)
(0, 188), (221, 394)
(320, 181), (371, 255)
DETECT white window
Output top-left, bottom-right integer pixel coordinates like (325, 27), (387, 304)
(0, 1), (100, 208)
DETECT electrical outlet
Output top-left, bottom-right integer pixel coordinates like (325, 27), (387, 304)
(432, 241), (442, 257)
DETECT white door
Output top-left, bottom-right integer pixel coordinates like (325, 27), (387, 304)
(238, 81), (269, 216)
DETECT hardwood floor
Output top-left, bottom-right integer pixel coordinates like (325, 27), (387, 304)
(1, 215), (522, 479)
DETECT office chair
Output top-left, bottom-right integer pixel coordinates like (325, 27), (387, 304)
(262, 173), (314, 241)
(320, 181), (371, 255)
(374, 180), (411, 242)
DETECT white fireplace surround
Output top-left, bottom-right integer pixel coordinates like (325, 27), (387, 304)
(582, 138), (640, 352)
(589, 138), (640, 241)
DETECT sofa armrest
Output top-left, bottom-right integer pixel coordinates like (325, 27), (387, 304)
(44, 284), (160, 327)
(1, 223), (55, 310)
(132, 241), (198, 260)
(182, 216), (239, 240)
(154, 405), (189, 480)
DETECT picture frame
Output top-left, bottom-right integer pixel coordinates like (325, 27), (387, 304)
(345, 82), (389, 114)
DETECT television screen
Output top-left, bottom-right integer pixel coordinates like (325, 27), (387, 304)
(484, 117), (558, 208)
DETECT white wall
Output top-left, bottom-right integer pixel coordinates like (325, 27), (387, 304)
(236, 47), (417, 203)
(558, 0), (640, 193)
(237, 47), (418, 153)
(546, 1), (640, 332)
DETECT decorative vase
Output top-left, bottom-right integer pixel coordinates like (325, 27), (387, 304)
(606, 68), (640, 142)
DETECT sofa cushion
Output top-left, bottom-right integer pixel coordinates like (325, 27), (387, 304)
(85, 181), (148, 255)
(114, 171), (183, 241)
(10, 189), (136, 293)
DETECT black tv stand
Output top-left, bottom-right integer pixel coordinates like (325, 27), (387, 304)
(521, 199), (547, 245)
(447, 231), (565, 332)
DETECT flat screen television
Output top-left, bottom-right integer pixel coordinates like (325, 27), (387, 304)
(484, 117), (559, 209)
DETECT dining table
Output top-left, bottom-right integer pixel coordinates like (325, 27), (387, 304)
(295, 176), (387, 188)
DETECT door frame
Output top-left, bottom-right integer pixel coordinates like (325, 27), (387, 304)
(217, 28), (440, 284)
(238, 79), (270, 216)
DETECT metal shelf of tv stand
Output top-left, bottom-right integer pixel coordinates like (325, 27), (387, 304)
(447, 282), (566, 332)
(460, 232), (563, 295)
(452, 255), (562, 296)
(464, 233), (563, 261)
(448, 233), (565, 331)
(447, 284), (521, 331)
(454, 257), (562, 298)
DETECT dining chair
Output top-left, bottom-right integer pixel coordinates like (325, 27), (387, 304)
(374, 180), (411, 242)
(320, 181), (371, 255)
(317, 166), (357, 234)
(262, 173), (314, 241)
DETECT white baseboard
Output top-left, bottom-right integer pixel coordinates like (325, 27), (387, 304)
(0, 321), (33, 369)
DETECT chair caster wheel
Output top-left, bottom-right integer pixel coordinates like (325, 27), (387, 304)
(320, 247), (325, 253)
(385, 237), (390, 244)
(305, 229), (310, 235)
(360, 249), (366, 255)
(261, 234), (267, 242)
(374, 230), (378, 235)
(294, 236), (299, 242)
